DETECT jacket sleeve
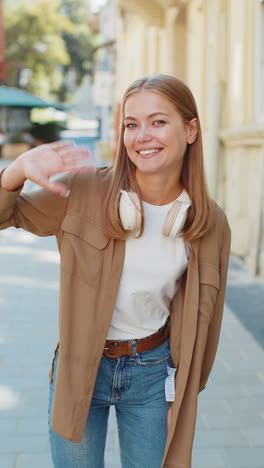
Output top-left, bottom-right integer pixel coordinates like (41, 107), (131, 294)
(0, 171), (77, 236)
(199, 215), (231, 391)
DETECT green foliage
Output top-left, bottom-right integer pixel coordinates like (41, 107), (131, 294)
(5, 0), (98, 101)
(8, 132), (29, 144)
(58, 0), (98, 101)
(29, 121), (66, 143)
(61, 0), (91, 23)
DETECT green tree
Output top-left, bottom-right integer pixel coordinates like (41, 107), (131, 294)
(58, 0), (98, 101)
(5, 0), (98, 101)
(5, 0), (72, 98)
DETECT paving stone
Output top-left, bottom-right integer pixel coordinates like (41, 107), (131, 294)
(105, 408), (121, 467)
(194, 429), (248, 448)
(197, 396), (231, 413)
(243, 383), (264, 397)
(0, 435), (49, 453)
(227, 397), (264, 413)
(0, 455), (16, 468)
(198, 382), (248, 399)
(194, 414), (207, 430)
(16, 418), (48, 436)
(241, 428), (264, 447)
(106, 465), (121, 468)
(225, 447), (264, 467)
(209, 371), (263, 387)
(0, 368), (24, 378)
(15, 453), (53, 468)
(1, 404), (47, 419)
(200, 411), (264, 430)
(0, 419), (17, 435)
(21, 390), (48, 406)
(192, 448), (229, 468)
(0, 375), (49, 387)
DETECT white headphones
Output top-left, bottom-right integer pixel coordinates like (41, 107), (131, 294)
(119, 189), (191, 239)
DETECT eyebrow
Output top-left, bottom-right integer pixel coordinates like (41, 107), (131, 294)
(124, 112), (170, 121)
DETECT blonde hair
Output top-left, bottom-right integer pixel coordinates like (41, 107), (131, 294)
(102, 74), (215, 241)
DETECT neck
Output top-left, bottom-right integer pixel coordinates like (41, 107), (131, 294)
(136, 170), (183, 205)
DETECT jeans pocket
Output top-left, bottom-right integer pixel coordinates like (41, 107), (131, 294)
(48, 348), (59, 425)
(137, 339), (173, 367)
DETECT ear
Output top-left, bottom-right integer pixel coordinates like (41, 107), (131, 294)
(186, 118), (198, 144)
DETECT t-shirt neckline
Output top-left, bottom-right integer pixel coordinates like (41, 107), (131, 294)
(142, 189), (186, 208)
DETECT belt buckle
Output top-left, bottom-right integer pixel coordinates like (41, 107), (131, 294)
(104, 341), (133, 358)
(104, 341), (121, 358)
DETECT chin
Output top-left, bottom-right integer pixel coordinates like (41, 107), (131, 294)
(134, 156), (160, 169)
(135, 163), (159, 173)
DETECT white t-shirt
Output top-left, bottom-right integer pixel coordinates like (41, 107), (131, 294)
(107, 191), (191, 340)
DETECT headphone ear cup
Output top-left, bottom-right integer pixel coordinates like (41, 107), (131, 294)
(119, 190), (142, 236)
(163, 200), (189, 239)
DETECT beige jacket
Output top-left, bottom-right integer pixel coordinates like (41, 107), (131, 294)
(0, 167), (231, 468)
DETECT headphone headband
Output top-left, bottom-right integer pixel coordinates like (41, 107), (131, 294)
(119, 189), (191, 239)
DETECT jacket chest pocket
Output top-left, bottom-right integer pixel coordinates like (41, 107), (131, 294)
(199, 263), (220, 323)
(60, 214), (110, 284)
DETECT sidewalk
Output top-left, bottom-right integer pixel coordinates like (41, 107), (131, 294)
(0, 159), (263, 468)
(193, 257), (264, 468)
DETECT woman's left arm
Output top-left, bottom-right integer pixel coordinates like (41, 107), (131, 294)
(199, 216), (231, 392)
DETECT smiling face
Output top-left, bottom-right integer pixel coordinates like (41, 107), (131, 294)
(123, 90), (197, 181)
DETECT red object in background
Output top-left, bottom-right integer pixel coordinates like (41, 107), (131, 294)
(0, 61), (7, 81)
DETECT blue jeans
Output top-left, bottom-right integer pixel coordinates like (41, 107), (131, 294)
(48, 337), (173, 468)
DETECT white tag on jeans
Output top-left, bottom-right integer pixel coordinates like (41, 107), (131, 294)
(165, 366), (176, 402)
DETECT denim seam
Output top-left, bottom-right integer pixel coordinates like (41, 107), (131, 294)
(111, 358), (121, 403)
(137, 353), (172, 367)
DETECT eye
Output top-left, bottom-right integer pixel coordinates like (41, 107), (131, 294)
(125, 123), (137, 128)
(153, 120), (166, 126)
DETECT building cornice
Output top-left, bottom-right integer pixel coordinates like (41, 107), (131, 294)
(117, 0), (164, 27)
(218, 124), (264, 147)
(117, 0), (189, 26)
(155, 0), (190, 8)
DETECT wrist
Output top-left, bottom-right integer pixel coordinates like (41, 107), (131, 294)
(0, 158), (26, 191)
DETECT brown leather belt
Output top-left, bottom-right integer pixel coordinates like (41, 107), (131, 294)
(103, 321), (170, 359)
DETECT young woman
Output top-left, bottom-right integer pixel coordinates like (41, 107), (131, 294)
(0, 74), (231, 468)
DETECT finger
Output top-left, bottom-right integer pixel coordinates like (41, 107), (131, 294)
(45, 181), (70, 197)
(36, 175), (70, 196)
(58, 146), (92, 159)
(59, 149), (94, 170)
(50, 140), (76, 151)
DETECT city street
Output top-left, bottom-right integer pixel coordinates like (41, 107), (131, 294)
(0, 159), (264, 468)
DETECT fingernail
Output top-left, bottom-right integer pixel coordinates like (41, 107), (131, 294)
(62, 189), (71, 198)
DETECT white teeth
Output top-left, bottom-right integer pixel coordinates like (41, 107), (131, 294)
(139, 149), (160, 155)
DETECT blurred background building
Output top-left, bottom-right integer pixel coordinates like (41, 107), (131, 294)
(0, 0), (264, 278)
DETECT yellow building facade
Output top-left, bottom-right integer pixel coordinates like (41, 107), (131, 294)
(115, 0), (264, 277)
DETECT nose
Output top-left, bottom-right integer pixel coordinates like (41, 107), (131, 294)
(136, 124), (152, 143)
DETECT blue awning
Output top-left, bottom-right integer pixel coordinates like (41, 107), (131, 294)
(0, 86), (65, 110)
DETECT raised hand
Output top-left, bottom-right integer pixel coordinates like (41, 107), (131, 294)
(1, 140), (93, 196)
